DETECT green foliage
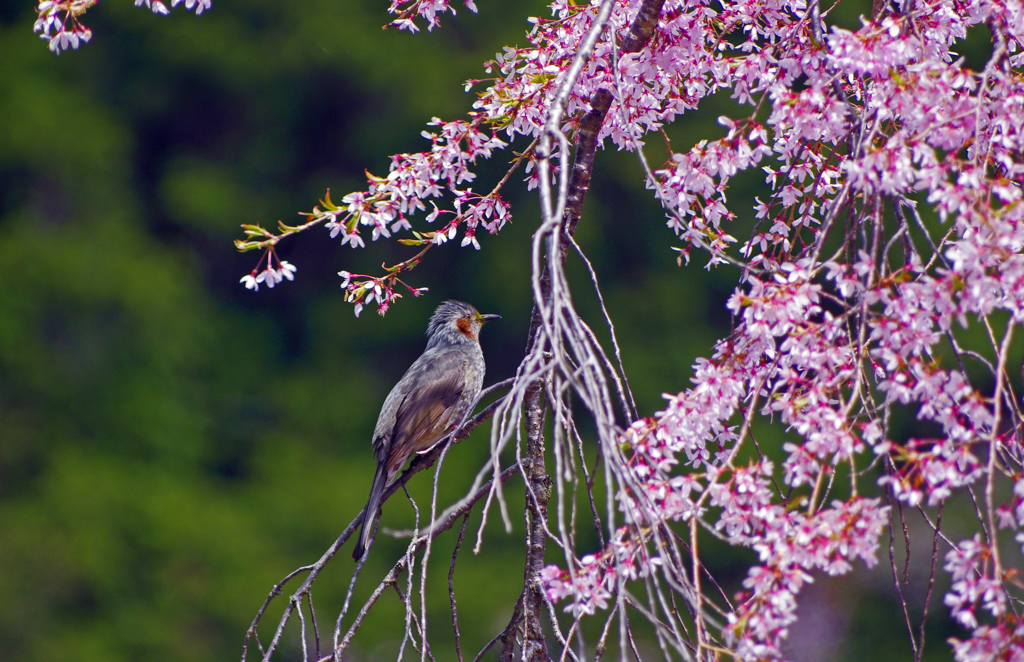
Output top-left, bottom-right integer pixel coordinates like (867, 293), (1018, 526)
(0, 2), (563, 660)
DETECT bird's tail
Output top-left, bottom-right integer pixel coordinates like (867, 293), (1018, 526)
(353, 464), (388, 560)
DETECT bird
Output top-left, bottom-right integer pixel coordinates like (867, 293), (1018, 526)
(353, 300), (499, 560)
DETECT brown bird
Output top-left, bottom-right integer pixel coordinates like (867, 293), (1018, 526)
(353, 300), (499, 560)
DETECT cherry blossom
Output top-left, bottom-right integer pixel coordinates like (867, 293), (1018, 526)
(35, 0), (211, 54)
(512, 1), (1024, 658)
(43, 0), (1024, 658)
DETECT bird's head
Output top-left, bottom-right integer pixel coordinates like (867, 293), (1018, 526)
(426, 300), (499, 348)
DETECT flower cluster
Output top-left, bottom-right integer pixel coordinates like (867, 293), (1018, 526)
(337, 270), (428, 317)
(324, 118), (509, 251)
(654, 121), (773, 266)
(473, 0), (727, 148)
(539, 527), (648, 616)
(34, 0), (96, 54)
(945, 535), (1006, 630)
(239, 253), (295, 292)
(721, 494), (889, 656)
(949, 615), (1024, 662)
(385, 0), (478, 32)
(135, 0), (211, 16)
(35, 0), (211, 54)
(233, 117), (510, 297)
(531, 0), (1024, 656)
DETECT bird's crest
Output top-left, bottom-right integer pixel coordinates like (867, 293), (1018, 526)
(426, 300), (478, 340)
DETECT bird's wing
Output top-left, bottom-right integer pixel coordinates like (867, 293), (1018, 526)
(385, 348), (468, 473)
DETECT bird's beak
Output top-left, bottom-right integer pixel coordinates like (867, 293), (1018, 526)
(479, 314), (500, 324)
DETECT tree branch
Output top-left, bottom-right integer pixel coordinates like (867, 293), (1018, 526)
(241, 386), (510, 662)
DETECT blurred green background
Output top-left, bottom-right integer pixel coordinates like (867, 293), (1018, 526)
(0, 1), (1012, 661)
